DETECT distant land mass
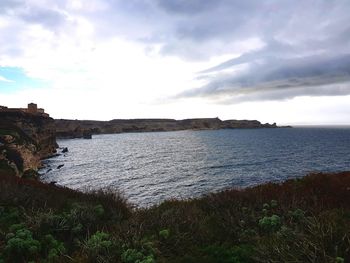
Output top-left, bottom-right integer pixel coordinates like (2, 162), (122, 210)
(0, 103), (290, 177)
(55, 118), (291, 139)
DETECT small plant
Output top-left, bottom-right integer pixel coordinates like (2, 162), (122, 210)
(121, 239), (156, 263)
(336, 257), (344, 263)
(121, 249), (142, 262)
(263, 203), (270, 210)
(84, 231), (113, 259)
(270, 200), (278, 208)
(159, 229), (170, 240)
(289, 209), (305, 221)
(93, 204), (105, 217)
(121, 249), (144, 263)
(259, 215), (281, 232)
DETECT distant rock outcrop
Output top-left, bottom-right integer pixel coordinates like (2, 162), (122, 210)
(0, 111), (57, 177)
(55, 117), (288, 139)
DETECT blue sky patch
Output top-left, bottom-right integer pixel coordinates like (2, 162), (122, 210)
(0, 67), (48, 93)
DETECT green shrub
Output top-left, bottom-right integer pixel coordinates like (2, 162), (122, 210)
(159, 229), (170, 240)
(37, 203), (106, 240)
(0, 207), (22, 229)
(121, 248), (155, 263)
(270, 200), (278, 208)
(121, 249), (144, 263)
(83, 231), (113, 260)
(289, 209), (305, 221)
(259, 215), (281, 232)
(93, 204), (105, 217)
(41, 234), (66, 262)
(3, 228), (41, 262)
(262, 203), (270, 210)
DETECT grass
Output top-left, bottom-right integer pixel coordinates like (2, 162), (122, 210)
(0, 171), (350, 262)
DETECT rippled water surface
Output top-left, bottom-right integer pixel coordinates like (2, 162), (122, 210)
(41, 128), (350, 206)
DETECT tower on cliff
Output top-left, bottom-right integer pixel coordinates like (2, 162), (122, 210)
(27, 103), (38, 114)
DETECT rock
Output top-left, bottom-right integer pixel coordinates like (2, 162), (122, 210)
(0, 111), (57, 177)
(46, 153), (61, 159)
(62, 147), (68, 153)
(83, 131), (92, 139)
(57, 164), (64, 169)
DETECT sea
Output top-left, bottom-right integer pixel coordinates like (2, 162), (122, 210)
(40, 127), (350, 207)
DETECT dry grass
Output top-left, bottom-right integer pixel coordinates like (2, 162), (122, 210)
(0, 171), (350, 262)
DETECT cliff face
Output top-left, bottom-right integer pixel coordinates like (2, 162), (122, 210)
(0, 111), (57, 177)
(55, 117), (281, 138)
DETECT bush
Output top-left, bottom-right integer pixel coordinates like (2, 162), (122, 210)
(0, 207), (22, 229)
(202, 244), (255, 263)
(270, 200), (278, 208)
(289, 208), (305, 221)
(159, 229), (170, 240)
(83, 231), (114, 262)
(258, 215), (281, 232)
(41, 234), (66, 261)
(3, 228), (41, 262)
(37, 203), (107, 241)
(121, 248), (155, 263)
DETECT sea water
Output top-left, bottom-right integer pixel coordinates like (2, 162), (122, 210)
(40, 127), (350, 206)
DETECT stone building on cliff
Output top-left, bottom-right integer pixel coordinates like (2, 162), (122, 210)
(0, 103), (49, 117)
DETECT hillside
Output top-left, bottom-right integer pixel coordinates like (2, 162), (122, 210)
(0, 171), (349, 262)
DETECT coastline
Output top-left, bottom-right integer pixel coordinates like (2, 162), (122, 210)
(54, 117), (289, 139)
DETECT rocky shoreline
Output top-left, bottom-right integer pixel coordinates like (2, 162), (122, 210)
(0, 111), (57, 178)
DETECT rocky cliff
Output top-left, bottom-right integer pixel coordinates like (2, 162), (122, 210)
(55, 117), (283, 138)
(0, 111), (57, 177)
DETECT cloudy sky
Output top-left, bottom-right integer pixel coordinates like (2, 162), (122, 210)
(0, 0), (349, 124)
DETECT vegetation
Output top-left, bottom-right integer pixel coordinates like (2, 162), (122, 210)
(0, 171), (350, 262)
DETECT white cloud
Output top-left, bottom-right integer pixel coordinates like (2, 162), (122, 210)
(0, 0), (349, 124)
(0, 75), (14, 82)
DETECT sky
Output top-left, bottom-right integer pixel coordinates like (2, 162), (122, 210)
(0, 0), (349, 125)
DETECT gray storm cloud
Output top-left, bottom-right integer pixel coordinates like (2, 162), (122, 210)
(155, 0), (350, 101)
(177, 52), (350, 102)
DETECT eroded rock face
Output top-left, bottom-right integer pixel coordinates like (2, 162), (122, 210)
(0, 111), (57, 177)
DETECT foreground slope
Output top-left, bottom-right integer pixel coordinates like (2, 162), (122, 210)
(0, 171), (349, 262)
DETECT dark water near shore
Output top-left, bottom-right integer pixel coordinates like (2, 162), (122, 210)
(41, 128), (350, 207)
